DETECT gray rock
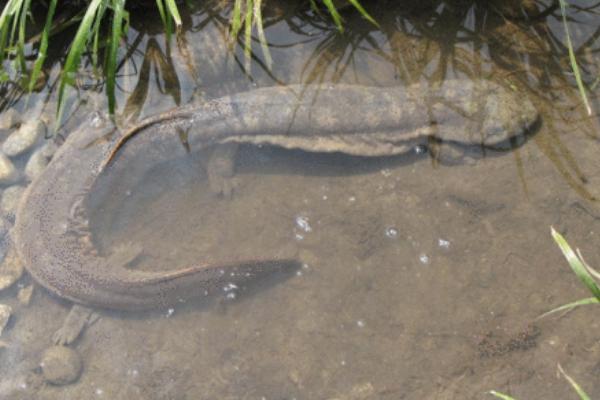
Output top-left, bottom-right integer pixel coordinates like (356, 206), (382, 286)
(40, 140), (58, 159)
(2, 120), (45, 157)
(0, 245), (23, 291)
(0, 153), (19, 185)
(0, 216), (11, 239)
(24, 147), (49, 181)
(40, 346), (83, 385)
(1, 185), (25, 220)
(0, 304), (10, 336)
(0, 109), (19, 131)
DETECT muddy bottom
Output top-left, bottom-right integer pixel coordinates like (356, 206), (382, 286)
(3, 117), (600, 399)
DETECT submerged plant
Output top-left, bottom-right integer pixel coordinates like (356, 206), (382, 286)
(558, 0), (591, 115)
(539, 227), (600, 318)
(489, 363), (592, 400)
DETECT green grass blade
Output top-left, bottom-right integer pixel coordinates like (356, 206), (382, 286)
(0, 1), (20, 55)
(253, 0), (272, 70)
(488, 390), (518, 400)
(16, 0), (31, 72)
(165, 0), (182, 27)
(321, 0), (344, 32)
(7, 0), (22, 65)
(155, 0), (173, 41)
(538, 297), (599, 319)
(558, 0), (591, 115)
(106, 0), (125, 116)
(230, 0), (243, 44)
(57, 0), (103, 126)
(558, 364), (591, 400)
(0, 0), (15, 64)
(576, 249), (600, 280)
(244, 0), (253, 72)
(91, 1), (108, 72)
(155, 0), (167, 26)
(551, 227), (600, 300)
(28, 0), (57, 92)
(345, 0), (378, 27)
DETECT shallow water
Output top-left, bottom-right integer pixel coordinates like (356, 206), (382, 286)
(1, 0), (600, 399)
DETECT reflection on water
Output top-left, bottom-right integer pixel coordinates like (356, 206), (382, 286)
(1, 1), (600, 398)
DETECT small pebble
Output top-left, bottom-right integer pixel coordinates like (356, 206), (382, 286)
(17, 285), (33, 305)
(0, 109), (20, 131)
(0, 304), (11, 336)
(0, 153), (19, 185)
(24, 148), (50, 181)
(1, 185), (25, 219)
(0, 245), (24, 291)
(3, 120), (44, 157)
(40, 346), (83, 385)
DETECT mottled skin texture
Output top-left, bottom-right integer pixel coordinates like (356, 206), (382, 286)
(106, 81), (538, 196)
(14, 81), (538, 332)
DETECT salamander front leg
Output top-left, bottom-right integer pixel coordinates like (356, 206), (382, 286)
(52, 304), (98, 345)
(205, 143), (239, 199)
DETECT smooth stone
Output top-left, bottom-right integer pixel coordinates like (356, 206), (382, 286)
(0, 216), (11, 239)
(2, 120), (44, 157)
(0, 153), (19, 185)
(40, 140), (58, 159)
(24, 147), (49, 181)
(0, 109), (19, 131)
(17, 285), (33, 305)
(1, 185), (25, 220)
(0, 304), (11, 336)
(40, 346), (83, 385)
(0, 245), (24, 291)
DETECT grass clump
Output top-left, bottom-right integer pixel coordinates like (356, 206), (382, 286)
(0, 0), (373, 120)
(538, 227), (600, 318)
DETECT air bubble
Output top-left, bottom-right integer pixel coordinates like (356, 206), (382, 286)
(438, 238), (450, 249)
(223, 283), (238, 292)
(414, 145), (427, 154)
(385, 227), (398, 238)
(295, 215), (312, 232)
